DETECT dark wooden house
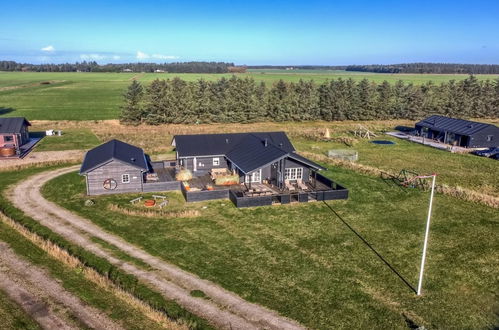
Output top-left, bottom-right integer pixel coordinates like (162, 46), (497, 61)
(80, 139), (150, 195)
(0, 117), (31, 157)
(415, 115), (499, 148)
(172, 132), (326, 189)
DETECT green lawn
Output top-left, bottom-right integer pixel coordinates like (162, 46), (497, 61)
(1, 71), (497, 120)
(34, 128), (101, 151)
(0, 165), (211, 330)
(42, 166), (499, 329)
(294, 134), (499, 196)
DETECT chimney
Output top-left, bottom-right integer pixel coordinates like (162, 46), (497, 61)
(264, 138), (268, 147)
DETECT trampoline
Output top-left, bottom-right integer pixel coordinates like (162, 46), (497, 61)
(371, 140), (395, 145)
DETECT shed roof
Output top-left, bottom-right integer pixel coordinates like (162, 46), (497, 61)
(172, 131), (295, 158)
(0, 117), (31, 133)
(80, 139), (148, 174)
(416, 115), (497, 136)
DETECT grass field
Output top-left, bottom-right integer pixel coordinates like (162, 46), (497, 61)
(42, 165), (499, 329)
(1, 71), (498, 120)
(0, 166), (210, 329)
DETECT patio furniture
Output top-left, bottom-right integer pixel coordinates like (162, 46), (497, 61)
(285, 180), (296, 191)
(297, 179), (308, 191)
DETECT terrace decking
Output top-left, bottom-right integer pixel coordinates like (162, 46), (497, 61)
(143, 161), (180, 192)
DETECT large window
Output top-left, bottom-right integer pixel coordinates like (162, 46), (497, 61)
(122, 174), (130, 183)
(4, 135), (13, 142)
(285, 167), (303, 180)
(245, 169), (261, 183)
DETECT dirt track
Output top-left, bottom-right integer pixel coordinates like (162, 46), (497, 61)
(7, 166), (305, 330)
(0, 242), (122, 330)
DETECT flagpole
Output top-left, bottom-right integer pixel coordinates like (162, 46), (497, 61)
(417, 174), (436, 296)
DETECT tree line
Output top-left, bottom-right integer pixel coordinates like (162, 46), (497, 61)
(120, 75), (499, 125)
(346, 63), (499, 74)
(0, 61), (234, 73)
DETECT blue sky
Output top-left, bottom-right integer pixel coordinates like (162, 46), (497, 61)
(1, 0), (498, 65)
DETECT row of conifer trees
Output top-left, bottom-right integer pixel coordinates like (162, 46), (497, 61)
(120, 75), (499, 124)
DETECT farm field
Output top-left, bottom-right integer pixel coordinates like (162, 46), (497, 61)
(41, 164), (499, 329)
(1, 71), (498, 120)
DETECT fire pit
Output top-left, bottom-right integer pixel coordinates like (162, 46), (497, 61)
(144, 199), (156, 207)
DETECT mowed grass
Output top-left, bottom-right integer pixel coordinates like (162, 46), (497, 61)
(1, 71), (497, 120)
(34, 128), (101, 151)
(43, 167), (499, 329)
(293, 134), (499, 196)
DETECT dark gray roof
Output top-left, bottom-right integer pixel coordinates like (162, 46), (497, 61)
(173, 131), (325, 174)
(416, 115), (497, 136)
(225, 135), (289, 173)
(80, 139), (148, 174)
(172, 132), (295, 157)
(0, 117), (31, 133)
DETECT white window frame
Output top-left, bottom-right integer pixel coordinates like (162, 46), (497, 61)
(284, 167), (303, 180)
(245, 169), (262, 183)
(213, 157), (220, 166)
(122, 174), (130, 183)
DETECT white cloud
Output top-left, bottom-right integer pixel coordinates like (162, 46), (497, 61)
(41, 45), (55, 52)
(152, 54), (179, 60)
(112, 55), (121, 60)
(136, 51), (178, 61)
(136, 51), (149, 59)
(80, 53), (107, 60)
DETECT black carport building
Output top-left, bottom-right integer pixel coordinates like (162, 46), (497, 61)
(415, 115), (499, 148)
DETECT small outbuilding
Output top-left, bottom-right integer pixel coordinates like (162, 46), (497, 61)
(80, 139), (150, 195)
(0, 117), (31, 157)
(415, 115), (499, 148)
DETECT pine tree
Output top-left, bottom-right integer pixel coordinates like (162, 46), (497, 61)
(120, 80), (144, 124)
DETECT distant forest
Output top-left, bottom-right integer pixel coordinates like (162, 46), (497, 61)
(120, 75), (499, 125)
(249, 63), (499, 74)
(0, 61), (233, 73)
(345, 63), (499, 74)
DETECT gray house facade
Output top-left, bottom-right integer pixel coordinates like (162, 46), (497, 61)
(172, 132), (325, 190)
(415, 115), (499, 148)
(80, 139), (149, 195)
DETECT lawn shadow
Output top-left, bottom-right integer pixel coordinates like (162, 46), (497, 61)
(0, 107), (14, 116)
(323, 201), (417, 294)
(30, 131), (46, 139)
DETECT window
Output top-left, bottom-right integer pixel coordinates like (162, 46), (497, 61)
(103, 179), (117, 190)
(213, 157), (220, 166)
(122, 174), (130, 183)
(245, 169), (261, 183)
(285, 168), (303, 180)
(4, 135), (13, 142)
(487, 135), (493, 142)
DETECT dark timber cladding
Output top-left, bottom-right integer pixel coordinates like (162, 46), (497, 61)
(80, 139), (149, 195)
(415, 115), (499, 148)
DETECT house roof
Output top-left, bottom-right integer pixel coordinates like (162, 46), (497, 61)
(225, 135), (289, 173)
(173, 131), (325, 174)
(0, 117), (31, 133)
(80, 139), (148, 174)
(416, 115), (497, 136)
(172, 131), (295, 158)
